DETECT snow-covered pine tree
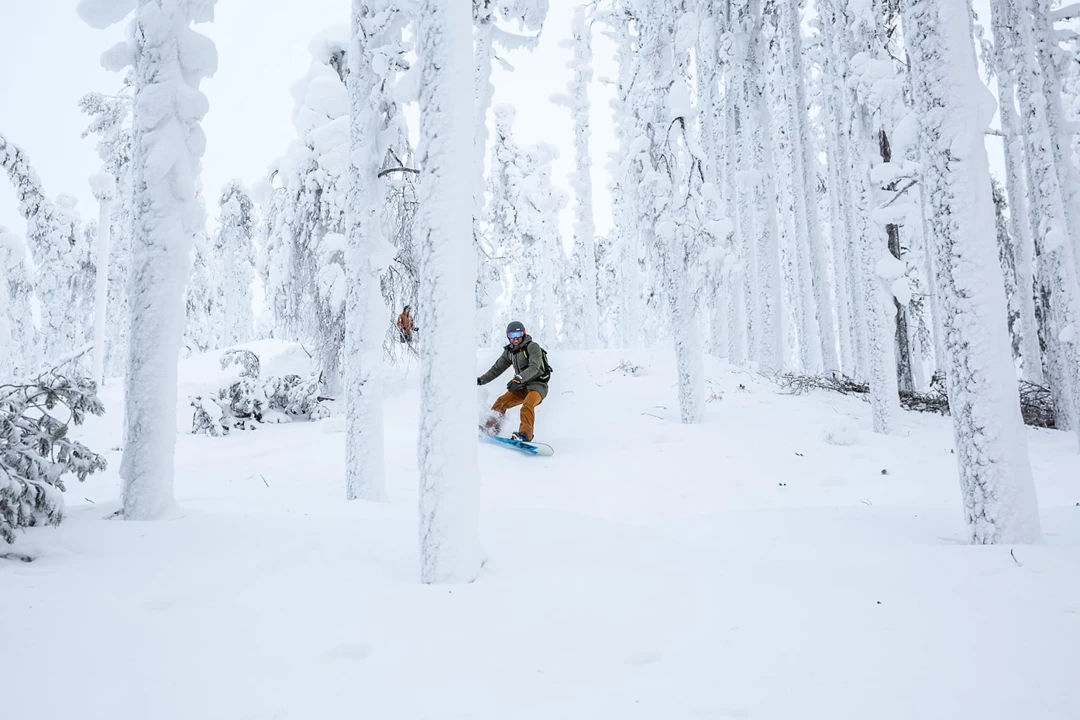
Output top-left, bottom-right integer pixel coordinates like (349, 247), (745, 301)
(472, 0), (549, 345)
(416, 0), (481, 584)
(485, 104), (527, 335)
(261, 28), (351, 392)
(814, 0), (860, 377)
(0, 132), (83, 366)
(738, 0), (783, 374)
(695, 0), (731, 360)
(516, 142), (566, 344)
(999, 0), (1080, 438)
(0, 372), (107, 544)
(840, 0), (902, 433)
(903, 0), (1043, 541)
(344, 0), (409, 503)
(986, 0), (1043, 383)
(0, 228), (38, 380)
(552, 6), (600, 349)
(184, 225), (217, 355)
(80, 87), (134, 377)
(1030, 0), (1080, 276)
(602, 3), (645, 347)
(781, 0), (839, 373)
(78, 0), (219, 520)
(649, 1), (729, 422)
(215, 181), (256, 347)
(992, 178), (1023, 361)
(89, 173), (115, 386)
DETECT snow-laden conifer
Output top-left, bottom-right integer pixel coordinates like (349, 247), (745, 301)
(344, 0), (409, 503)
(552, 6), (599, 349)
(215, 181), (256, 347)
(904, 0), (1044, 541)
(416, 0), (482, 584)
(78, 0), (219, 520)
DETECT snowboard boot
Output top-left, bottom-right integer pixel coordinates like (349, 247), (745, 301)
(511, 431), (532, 443)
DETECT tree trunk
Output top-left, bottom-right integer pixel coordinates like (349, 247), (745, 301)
(416, 0), (482, 583)
(904, 0), (1044, 541)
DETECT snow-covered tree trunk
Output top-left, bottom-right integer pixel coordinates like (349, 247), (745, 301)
(1004, 0), (1080, 437)
(80, 0), (218, 520)
(652, 4), (713, 423)
(472, 8), (500, 345)
(743, 1), (783, 373)
(343, 1), (390, 500)
(416, 0), (482, 583)
(89, 173), (115, 387)
(989, 0), (1043, 383)
(1032, 0), (1080, 274)
(606, 6), (645, 348)
(556, 7), (599, 348)
(904, 0), (1044, 540)
(784, 0), (838, 372)
(724, 33), (749, 365)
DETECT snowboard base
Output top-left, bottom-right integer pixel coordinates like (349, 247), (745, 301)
(480, 432), (553, 456)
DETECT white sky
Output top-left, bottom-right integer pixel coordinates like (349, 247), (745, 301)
(0, 1), (1003, 247)
(0, 1), (617, 246)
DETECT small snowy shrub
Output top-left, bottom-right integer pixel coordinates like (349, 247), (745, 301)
(190, 351), (330, 436)
(0, 372), (106, 543)
(220, 348), (260, 379)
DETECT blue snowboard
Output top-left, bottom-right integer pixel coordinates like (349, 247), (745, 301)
(480, 432), (554, 456)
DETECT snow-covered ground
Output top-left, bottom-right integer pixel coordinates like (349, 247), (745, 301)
(3, 340), (1078, 719)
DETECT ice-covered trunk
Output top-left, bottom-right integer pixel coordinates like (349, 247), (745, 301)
(473, 23), (500, 346)
(1032, 0), (1080, 276)
(92, 189), (112, 387)
(416, 0), (482, 583)
(852, 106), (901, 434)
(747, 24), (783, 374)
(786, 0), (837, 373)
(1006, 0), (1080, 437)
(344, 2), (387, 503)
(697, 10), (729, 359)
(820, 0), (864, 379)
(988, 0), (1043, 383)
(725, 72), (748, 364)
(904, 0), (1044, 540)
(567, 7), (599, 349)
(121, 0), (215, 520)
(824, 110), (856, 376)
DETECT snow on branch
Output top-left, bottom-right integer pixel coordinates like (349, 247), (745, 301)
(0, 370), (107, 544)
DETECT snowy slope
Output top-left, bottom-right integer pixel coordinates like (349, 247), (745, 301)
(2, 341), (1078, 719)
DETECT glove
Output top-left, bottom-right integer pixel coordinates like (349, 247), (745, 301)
(477, 377), (483, 386)
(507, 377), (524, 392)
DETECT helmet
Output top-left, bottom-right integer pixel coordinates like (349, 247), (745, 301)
(506, 321), (526, 341)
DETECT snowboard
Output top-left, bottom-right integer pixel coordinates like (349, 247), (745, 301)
(480, 431), (554, 456)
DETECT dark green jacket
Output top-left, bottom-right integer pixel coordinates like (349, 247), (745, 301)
(478, 335), (550, 399)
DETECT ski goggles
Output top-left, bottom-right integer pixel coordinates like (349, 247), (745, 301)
(507, 330), (525, 339)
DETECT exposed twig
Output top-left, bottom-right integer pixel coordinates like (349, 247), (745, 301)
(377, 166), (420, 179)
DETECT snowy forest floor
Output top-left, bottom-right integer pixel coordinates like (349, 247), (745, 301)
(2, 340), (1079, 719)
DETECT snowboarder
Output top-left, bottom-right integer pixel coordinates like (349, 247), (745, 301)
(478, 320), (552, 443)
(396, 305), (416, 344)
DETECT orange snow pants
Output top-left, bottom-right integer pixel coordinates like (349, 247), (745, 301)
(489, 389), (543, 438)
